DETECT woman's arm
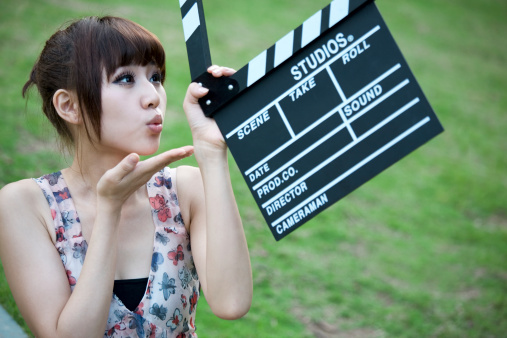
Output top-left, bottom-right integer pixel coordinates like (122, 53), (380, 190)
(0, 148), (193, 337)
(179, 66), (253, 320)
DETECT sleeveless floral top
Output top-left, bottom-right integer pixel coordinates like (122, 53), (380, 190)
(33, 168), (200, 337)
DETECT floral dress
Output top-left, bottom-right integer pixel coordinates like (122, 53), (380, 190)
(34, 168), (200, 337)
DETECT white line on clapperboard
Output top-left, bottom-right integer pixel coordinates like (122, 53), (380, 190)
(261, 96), (422, 210)
(252, 74), (409, 191)
(225, 24), (381, 141)
(325, 66), (357, 140)
(271, 114), (431, 227)
(246, 61), (401, 180)
(275, 102), (296, 138)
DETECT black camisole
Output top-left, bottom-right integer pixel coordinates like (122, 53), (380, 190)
(113, 277), (149, 312)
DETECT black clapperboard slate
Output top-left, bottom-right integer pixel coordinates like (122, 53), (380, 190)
(179, 0), (444, 241)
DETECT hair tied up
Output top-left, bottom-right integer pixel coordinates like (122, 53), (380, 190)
(22, 65), (38, 98)
(22, 16), (166, 148)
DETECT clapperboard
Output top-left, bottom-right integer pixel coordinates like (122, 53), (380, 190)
(179, 0), (444, 241)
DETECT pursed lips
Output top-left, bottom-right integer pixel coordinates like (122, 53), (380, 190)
(147, 114), (163, 133)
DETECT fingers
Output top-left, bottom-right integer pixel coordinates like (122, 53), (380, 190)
(183, 83), (208, 116)
(104, 153), (139, 183)
(207, 65), (236, 77)
(120, 153), (140, 173)
(113, 147), (194, 184)
(139, 146), (194, 174)
(184, 65), (236, 110)
(127, 147), (192, 191)
(185, 65), (236, 104)
(134, 146), (193, 181)
(97, 147), (194, 204)
(188, 83), (209, 102)
(96, 153), (140, 198)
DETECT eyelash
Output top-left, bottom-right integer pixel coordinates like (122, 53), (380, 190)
(113, 71), (136, 85)
(112, 70), (164, 85)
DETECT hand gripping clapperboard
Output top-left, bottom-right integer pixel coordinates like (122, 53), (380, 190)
(179, 0), (444, 241)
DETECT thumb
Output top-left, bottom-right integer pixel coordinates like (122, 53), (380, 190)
(117, 153), (139, 178)
(97, 153), (140, 195)
(186, 83), (209, 105)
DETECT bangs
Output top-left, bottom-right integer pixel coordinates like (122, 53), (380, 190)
(99, 17), (166, 82)
(69, 16), (167, 143)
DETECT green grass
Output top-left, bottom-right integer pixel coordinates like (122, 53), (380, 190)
(1, 0), (506, 336)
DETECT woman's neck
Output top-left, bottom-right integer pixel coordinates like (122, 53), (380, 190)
(63, 143), (130, 199)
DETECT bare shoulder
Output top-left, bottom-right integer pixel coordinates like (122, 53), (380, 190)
(174, 165), (201, 184)
(0, 179), (41, 208)
(174, 165), (203, 198)
(0, 178), (46, 210)
(0, 179), (53, 238)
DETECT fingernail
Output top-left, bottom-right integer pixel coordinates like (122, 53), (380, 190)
(128, 154), (138, 164)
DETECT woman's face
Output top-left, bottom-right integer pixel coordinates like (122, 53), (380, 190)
(99, 63), (167, 156)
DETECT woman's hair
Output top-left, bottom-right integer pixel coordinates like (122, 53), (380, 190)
(22, 16), (166, 145)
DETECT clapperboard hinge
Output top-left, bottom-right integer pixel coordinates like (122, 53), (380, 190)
(180, 0), (371, 117)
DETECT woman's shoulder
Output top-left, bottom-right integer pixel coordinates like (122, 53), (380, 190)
(0, 178), (54, 233)
(0, 178), (42, 204)
(173, 165), (200, 183)
(173, 165), (202, 196)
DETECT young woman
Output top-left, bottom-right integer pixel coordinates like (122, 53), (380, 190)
(0, 16), (252, 337)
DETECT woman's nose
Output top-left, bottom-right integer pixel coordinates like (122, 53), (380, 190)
(140, 80), (161, 109)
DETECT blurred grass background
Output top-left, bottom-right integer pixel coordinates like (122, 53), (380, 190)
(0, 0), (506, 337)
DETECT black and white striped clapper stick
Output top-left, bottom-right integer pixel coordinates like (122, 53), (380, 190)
(180, 0), (443, 240)
(180, 0), (211, 81)
(180, 0), (368, 117)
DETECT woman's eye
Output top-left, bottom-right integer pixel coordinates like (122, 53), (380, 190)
(150, 72), (163, 83)
(113, 73), (135, 84)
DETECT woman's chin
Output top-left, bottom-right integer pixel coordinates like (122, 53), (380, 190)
(137, 145), (160, 157)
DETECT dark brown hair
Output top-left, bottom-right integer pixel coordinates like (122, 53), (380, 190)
(22, 16), (166, 144)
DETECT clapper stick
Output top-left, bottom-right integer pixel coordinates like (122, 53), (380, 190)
(180, 0), (239, 115)
(179, 0), (444, 240)
(180, 0), (211, 80)
(180, 0), (367, 117)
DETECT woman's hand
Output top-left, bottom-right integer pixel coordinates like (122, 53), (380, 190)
(183, 65), (236, 155)
(96, 146), (194, 209)
(180, 67), (252, 320)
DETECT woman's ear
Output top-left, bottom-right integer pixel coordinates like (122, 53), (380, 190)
(53, 89), (81, 125)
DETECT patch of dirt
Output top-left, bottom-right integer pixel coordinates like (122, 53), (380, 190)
(487, 211), (507, 228)
(242, 206), (264, 230)
(308, 321), (384, 338)
(339, 242), (369, 258)
(458, 288), (481, 301)
(0, 153), (13, 166)
(292, 305), (385, 338)
(468, 209), (507, 232)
